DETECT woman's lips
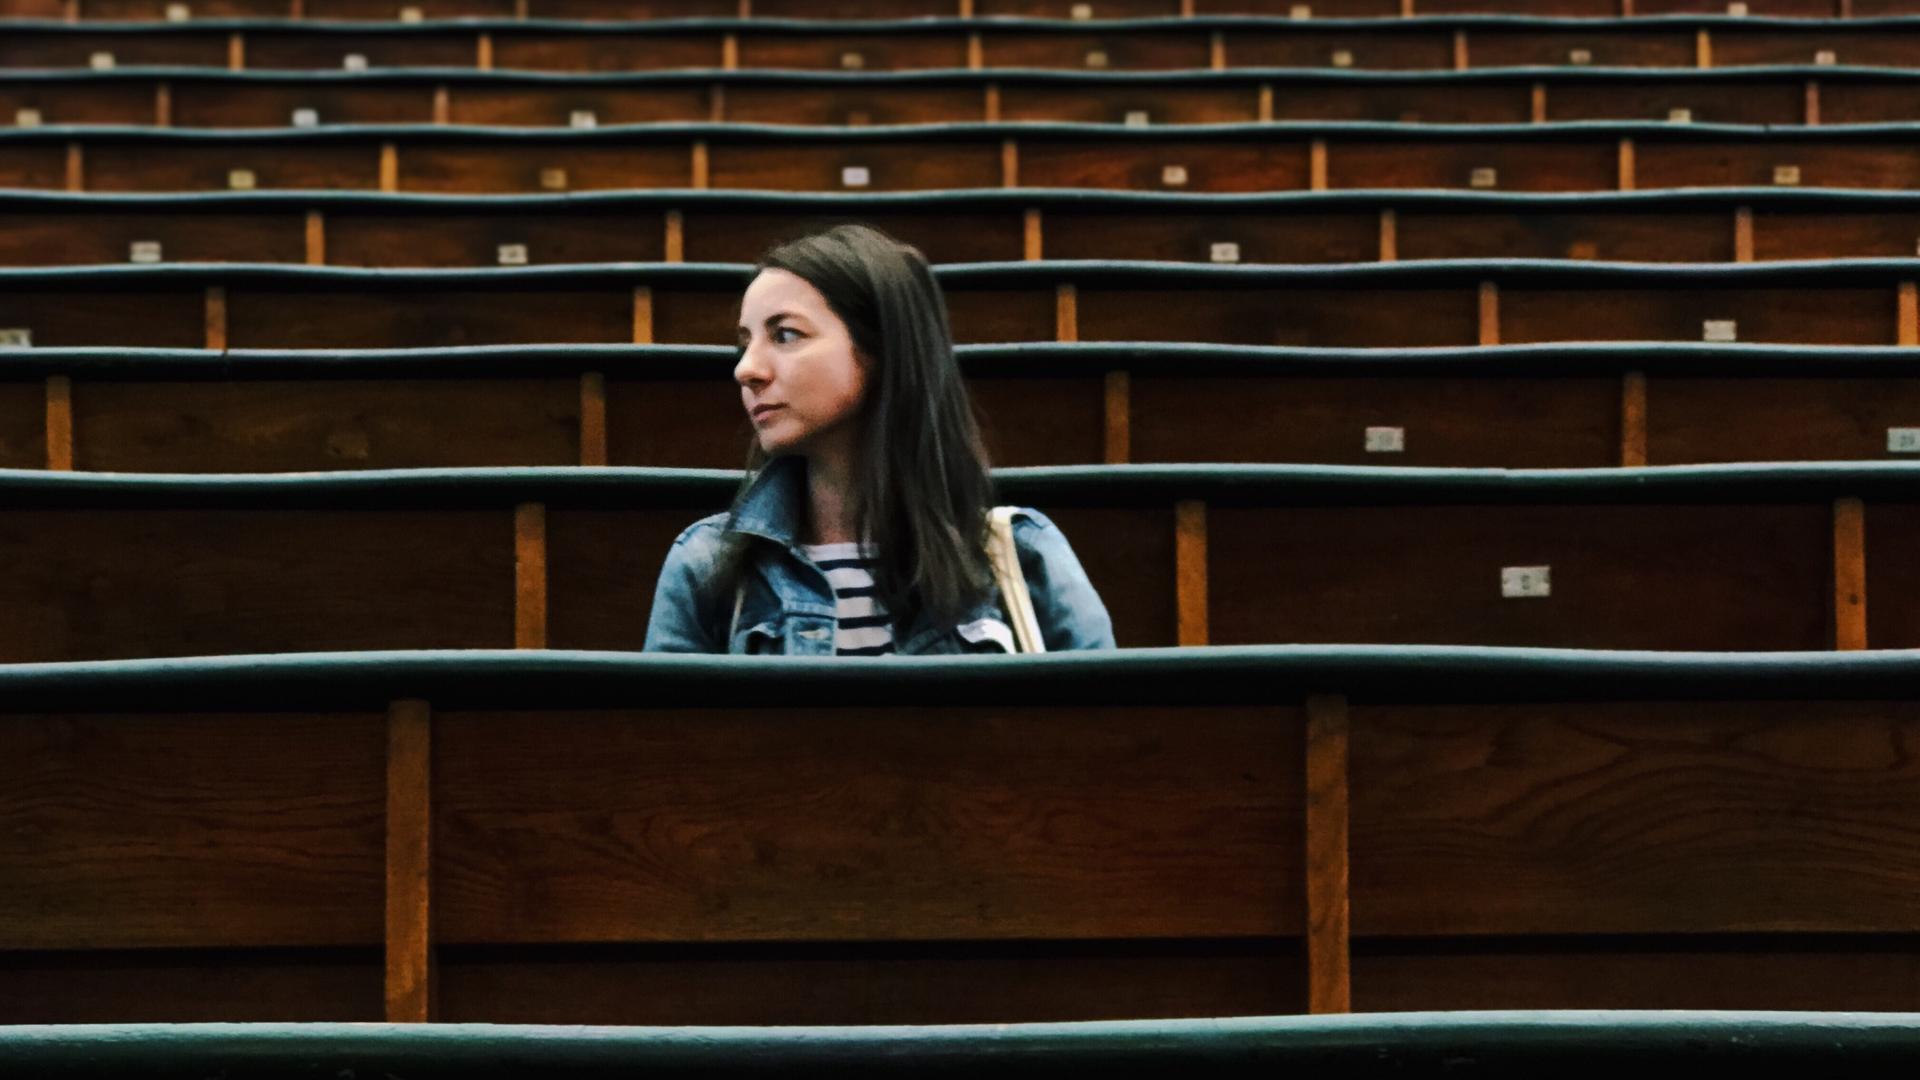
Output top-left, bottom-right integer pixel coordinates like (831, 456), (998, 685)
(751, 405), (785, 422)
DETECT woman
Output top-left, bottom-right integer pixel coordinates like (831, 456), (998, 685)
(642, 223), (1115, 655)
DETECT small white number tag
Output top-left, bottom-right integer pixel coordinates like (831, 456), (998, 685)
(1364, 426), (1405, 453)
(1290, 4), (1312, 17)
(166, 3), (191, 20)
(1161, 163), (1188, 187)
(1815, 49), (1837, 65)
(1888, 428), (1920, 453)
(1209, 241), (1241, 263)
(129, 240), (163, 264)
(0, 329), (32, 348)
(292, 107), (319, 128)
(343, 53), (369, 71)
(1330, 49), (1353, 68)
(1703, 319), (1738, 342)
(1501, 566), (1551, 598)
(1470, 166), (1498, 188)
(14, 108), (42, 128)
(539, 167), (568, 190)
(1774, 164), (1802, 185)
(841, 165), (871, 188)
(1728, 0), (1748, 13)
(1123, 109), (1150, 127)
(1070, 2), (1093, 18)
(89, 52), (116, 70)
(497, 243), (529, 266)
(1084, 49), (1109, 69)
(1568, 48), (1592, 65)
(400, 5), (424, 21)
(228, 168), (257, 190)
(1668, 107), (1692, 123)
(840, 51), (865, 70)
(569, 109), (598, 129)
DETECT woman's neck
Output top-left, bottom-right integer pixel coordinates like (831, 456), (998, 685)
(802, 439), (861, 546)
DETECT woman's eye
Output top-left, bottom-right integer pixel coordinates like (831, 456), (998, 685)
(774, 326), (801, 343)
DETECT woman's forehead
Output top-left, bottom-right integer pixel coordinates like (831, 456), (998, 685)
(742, 268), (828, 319)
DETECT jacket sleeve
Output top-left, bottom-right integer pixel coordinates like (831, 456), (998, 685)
(1012, 508), (1118, 651)
(642, 522), (724, 653)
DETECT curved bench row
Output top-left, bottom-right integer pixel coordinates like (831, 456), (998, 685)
(5, 340), (1920, 472)
(2, 258), (1915, 349)
(7, 65), (1920, 128)
(9, 120), (1920, 194)
(6, 186), (1920, 266)
(0, 460), (1912, 657)
(6, 15), (1920, 74)
(6, 646), (1920, 1022)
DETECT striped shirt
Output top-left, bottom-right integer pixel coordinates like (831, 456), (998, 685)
(799, 541), (895, 656)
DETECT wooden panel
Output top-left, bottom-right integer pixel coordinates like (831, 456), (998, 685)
(1753, 211), (1920, 260)
(0, 947), (382, 1023)
(82, 143), (381, 192)
(0, 509), (515, 661)
(678, 208), (1024, 264)
(1546, 80), (1804, 125)
(976, 0), (1179, 13)
(242, 32), (478, 71)
(1349, 700), (1920, 935)
(651, 287), (756, 346)
(1019, 140), (1310, 192)
(433, 703), (1302, 942)
(1326, 141), (1619, 191)
(1039, 505), (1176, 648)
(0, 211), (306, 266)
(980, 32), (1211, 71)
(999, 85), (1260, 125)
(396, 144), (689, 193)
(940, 285), (1057, 344)
(0, 290), (202, 347)
(1041, 210), (1378, 263)
(750, 0), (950, 13)
(1463, 30), (1698, 69)
(708, 141), (1002, 192)
(1633, 0), (1832, 11)
(529, 0), (734, 14)
(1355, 939), (1920, 1013)
(604, 378), (755, 470)
(1500, 286), (1897, 346)
(0, 711), (385, 948)
(1866, 503), (1920, 649)
(1637, 143), (1920, 190)
(720, 85), (983, 126)
(1396, 211), (1732, 262)
(224, 287), (632, 347)
(305, 0), (514, 14)
(0, 82), (154, 126)
(488, 33), (722, 72)
(1228, 31), (1455, 70)
(170, 84), (438, 127)
(448, 85), (712, 126)
(1805, 83), (1920, 126)
(0, 143), (69, 189)
(969, 376), (1107, 467)
(72, 379), (581, 471)
(735, 33), (970, 72)
(1208, 504), (1832, 649)
(324, 211), (666, 267)
(544, 506), (715, 651)
(1077, 286), (1477, 347)
(437, 939), (1302, 1026)
(1709, 30), (1920, 68)
(0, 31), (229, 69)
(1261, 82), (1529, 124)
(1417, 0), (1613, 10)
(0, 381), (41, 468)
(1647, 377), (1920, 464)
(1132, 376), (1619, 467)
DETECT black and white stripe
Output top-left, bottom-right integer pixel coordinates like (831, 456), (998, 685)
(801, 542), (895, 656)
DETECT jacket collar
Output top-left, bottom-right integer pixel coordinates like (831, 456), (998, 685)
(727, 453), (809, 548)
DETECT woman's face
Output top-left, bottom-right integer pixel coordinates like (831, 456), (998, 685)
(734, 268), (870, 457)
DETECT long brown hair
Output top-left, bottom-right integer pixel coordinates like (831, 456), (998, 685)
(705, 223), (997, 637)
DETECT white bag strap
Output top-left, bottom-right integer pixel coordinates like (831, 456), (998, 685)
(986, 506), (1046, 654)
(727, 578), (745, 648)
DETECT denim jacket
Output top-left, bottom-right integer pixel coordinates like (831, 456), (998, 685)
(643, 454), (1116, 655)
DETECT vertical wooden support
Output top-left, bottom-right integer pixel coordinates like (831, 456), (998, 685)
(1180, 0), (1195, 14)
(967, 33), (983, 70)
(44, 376), (73, 471)
(1001, 138), (1018, 187)
(1210, 31), (1226, 71)
(1104, 371), (1130, 465)
(633, 286), (655, 344)
(1837, 0), (1850, 16)
(1620, 0), (1633, 12)
(1175, 500), (1208, 646)
(691, 140), (710, 188)
(1304, 692), (1352, 1015)
(709, 84), (726, 122)
(664, 209), (685, 262)
(477, 33), (493, 71)
(722, 33), (738, 70)
(384, 697), (432, 1024)
(64, 143), (83, 191)
(1055, 283), (1077, 343)
(958, 0), (972, 14)
(290, 0), (304, 15)
(1695, 29), (1711, 69)
(1617, 137), (1635, 191)
(1378, 209), (1397, 262)
(580, 372), (608, 466)
(1733, 206), (1754, 262)
(1400, 0), (1414, 14)
(1452, 30), (1468, 71)
(205, 286), (227, 351)
(1309, 139), (1327, 191)
(155, 82), (172, 127)
(514, 0), (529, 15)
(515, 502), (548, 649)
(432, 85), (450, 124)
(739, 0), (751, 14)
(1833, 497), (1868, 651)
(380, 142), (399, 191)
(1023, 208), (1042, 261)
(228, 32), (245, 71)
(1529, 82), (1546, 123)
(1805, 80), (1821, 126)
(1900, 282), (1918, 346)
(1477, 281), (1499, 346)
(1620, 370), (1648, 467)
(63, 0), (78, 22)
(984, 83), (1000, 121)
(305, 210), (326, 265)
(1258, 83), (1273, 122)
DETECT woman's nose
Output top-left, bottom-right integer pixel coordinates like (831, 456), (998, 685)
(734, 342), (770, 388)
